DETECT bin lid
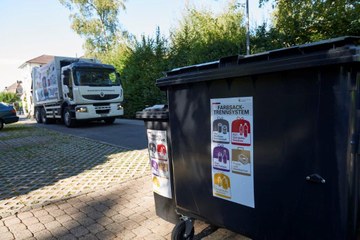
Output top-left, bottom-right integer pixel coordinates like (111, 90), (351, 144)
(135, 105), (169, 120)
(156, 36), (360, 88)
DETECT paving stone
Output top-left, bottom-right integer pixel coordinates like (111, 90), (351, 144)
(75, 216), (96, 227)
(57, 233), (77, 240)
(105, 222), (125, 234)
(79, 234), (98, 240)
(70, 225), (89, 237)
(44, 220), (62, 230)
(8, 222), (27, 232)
(32, 209), (48, 218)
(48, 209), (66, 218)
(95, 229), (116, 239)
(13, 229), (33, 240)
(62, 219), (80, 230)
(48, 225), (69, 237)
(122, 219), (140, 230)
(0, 231), (14, 240)
(114, 229), (136, 239)
(86, 223), (105, 234)
(4, 216), (21, 226)
(56, 214), (73, 224)
(27, 222), (46, 233)
(37, 214), (55, 223)
(22, 216), (39, 225)
(141, 233), (167, 240)
(32, 229), (53, 239)
(132, 225), (152, 238)
(16, 211), (33, 220)
(0, 225), (9, 234)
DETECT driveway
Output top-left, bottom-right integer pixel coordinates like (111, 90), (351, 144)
(37, 118), (147, 150)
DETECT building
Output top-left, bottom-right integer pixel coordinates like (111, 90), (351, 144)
(4, 82), (18, 93)
(18, 55), (54, 116)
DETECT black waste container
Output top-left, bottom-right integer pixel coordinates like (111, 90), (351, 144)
(136, 105), (179, 224)
(156, 37), (360, 240)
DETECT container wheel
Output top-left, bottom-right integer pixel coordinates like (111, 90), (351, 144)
(171, 220), (194, 240)
(35, 108), (42, 123)
(63, 107), (76, 128)
(0, 119), (3, 130)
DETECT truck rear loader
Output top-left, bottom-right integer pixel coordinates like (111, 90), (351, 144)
(32, 56), (124, 127)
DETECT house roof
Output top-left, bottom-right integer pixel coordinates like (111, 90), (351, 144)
(19, 55), (54, 68)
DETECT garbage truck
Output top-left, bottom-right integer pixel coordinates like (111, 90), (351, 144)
(32, 56), (124, 127)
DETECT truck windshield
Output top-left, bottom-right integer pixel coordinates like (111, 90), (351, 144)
(74, 69), (120, 86)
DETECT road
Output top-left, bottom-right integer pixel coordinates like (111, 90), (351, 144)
(37, 118), (148, 150)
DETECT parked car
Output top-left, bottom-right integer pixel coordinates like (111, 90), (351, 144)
(0, 102), (19, 130)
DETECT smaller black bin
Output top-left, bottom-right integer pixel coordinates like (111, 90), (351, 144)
(136, 105), (179, 224)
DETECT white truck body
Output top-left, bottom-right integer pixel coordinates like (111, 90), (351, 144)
(32, 56), (124, 127)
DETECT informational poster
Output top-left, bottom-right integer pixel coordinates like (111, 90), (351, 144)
(210, 97), (254, 208)
(147, 129), (172, 199)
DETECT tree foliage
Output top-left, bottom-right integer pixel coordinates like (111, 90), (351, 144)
(59, 0), (126, 55)
(60, 0), (360, 118)
(170, 4), (247, 67)
(258, 0), (360, 47)
(0, 92), (20, 104)
(119, 29), (168, 117)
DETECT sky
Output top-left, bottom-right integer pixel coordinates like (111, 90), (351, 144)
(0, 0), (272, 91)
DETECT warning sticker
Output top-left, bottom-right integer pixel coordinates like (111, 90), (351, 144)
(211, 97), (254, 208)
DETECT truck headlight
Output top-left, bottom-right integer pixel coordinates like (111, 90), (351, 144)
(76, 107), (88, 112)
(117, 104), (123, 110)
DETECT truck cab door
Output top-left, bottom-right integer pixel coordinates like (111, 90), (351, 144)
(62, 69), (73, 100)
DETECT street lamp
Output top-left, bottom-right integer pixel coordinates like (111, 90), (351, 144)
(238, 0), (250, 55)
(245, 0), (250, 55)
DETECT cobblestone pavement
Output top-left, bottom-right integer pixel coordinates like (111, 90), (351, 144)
(0, 119), (248, 239)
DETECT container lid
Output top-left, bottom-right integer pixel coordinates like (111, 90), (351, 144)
(156, 36), (360, 88)
(135, 105), (169, 120)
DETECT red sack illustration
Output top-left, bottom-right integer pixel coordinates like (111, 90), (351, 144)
(157, 144), (167, 160)
(231, 118), (251, 146)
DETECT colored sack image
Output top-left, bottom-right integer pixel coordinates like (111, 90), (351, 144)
(212, 119), (230, 143)
(212, 146), (230, 171)
(231, 118), (251, 146)
(157, 144), (167, 160)
(213, 173), (231, 199)
(232, 149), (251, 176)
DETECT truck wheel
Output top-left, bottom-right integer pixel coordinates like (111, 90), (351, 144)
(0, 120), (3, 130)
(63, 107), (76, 128)
(35, 108), (43, 123)
(104, 117), (115, 124)
(41, 108), (48, 124)
(171, 220), (194, 240)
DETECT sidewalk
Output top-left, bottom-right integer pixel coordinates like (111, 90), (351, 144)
(0, 120), (247, 239)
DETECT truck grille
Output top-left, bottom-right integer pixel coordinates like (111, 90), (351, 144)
(96, 109), (110, 114)
(95, 105), (111, 115)
(82, 94), (119, 100)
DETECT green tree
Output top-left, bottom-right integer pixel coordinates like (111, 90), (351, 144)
(120, 28), (168, 117)
(59, 0), (126, 55)
(169, 3), (247, 67)
(0, 92), (20, 104)
(259, 0), (360, 47)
